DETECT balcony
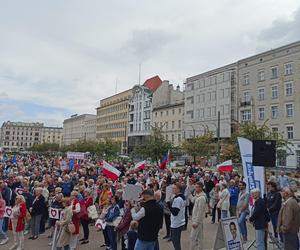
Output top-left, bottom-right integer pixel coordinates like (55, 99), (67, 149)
(239, 97), (253, 107)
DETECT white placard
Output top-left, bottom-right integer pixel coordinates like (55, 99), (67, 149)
(95, 219), (106, 230)
(166, 185), (173, 202)
(15, 188), (24, 195)
(4, 206), (13, 218)
(123, 184), (143, 201)
(49, 208), (60, 219)
(67, 152), (85, 160)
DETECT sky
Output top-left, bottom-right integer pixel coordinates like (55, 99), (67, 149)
(0, 0), (300, 127)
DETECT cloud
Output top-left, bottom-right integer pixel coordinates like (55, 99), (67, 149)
(257, 6), (300, 50)
(0, 92), (8, 99)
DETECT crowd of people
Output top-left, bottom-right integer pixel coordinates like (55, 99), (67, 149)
(0, 154), (299, 250)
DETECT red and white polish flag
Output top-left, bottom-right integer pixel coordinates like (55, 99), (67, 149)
(134, 161), (146, 172)
(102, 161), (121, 181)
(217, 160), (233, 172)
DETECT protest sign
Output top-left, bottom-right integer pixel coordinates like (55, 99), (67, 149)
(67, 152), (85, 160)
(49, 208), (60, 219)
(123, 184), (143, 201)
(4, 206), (13, 218)
(15, 187), (24, 195)
(95, 219), (106, 230)
(166, 185), (173, 202)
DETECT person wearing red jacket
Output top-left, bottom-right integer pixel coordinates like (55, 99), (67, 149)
(9, 195), (27, 250)
(70, 191), (81, 250)
(79, 188), (93, 245)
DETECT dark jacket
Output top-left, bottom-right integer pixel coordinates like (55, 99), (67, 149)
(31, 195), (46, 216)
(138, 199), (163, 241)
(249, 197), (270, 230)
(127, 230), (138, 250)
(266, 191), (281, 214)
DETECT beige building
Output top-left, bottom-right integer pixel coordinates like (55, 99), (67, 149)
(0, 121), (62, 151)
(237, 41), (300, 168)
(40, 127), (63, 145)
(152, 81), (184, 146)
(63, 114), (96, 145)
(96, 89), (132, 154)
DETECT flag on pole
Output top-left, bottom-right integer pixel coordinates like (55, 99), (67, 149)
(102, 161), (121, 181)
(134, 161), (146, 172)
(217, 160), (233, 172)
(160, 151), (170, 169)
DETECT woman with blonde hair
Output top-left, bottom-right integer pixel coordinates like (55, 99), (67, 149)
(99, 183), (110, 208)
(55, 197), (72, 250)
(9, 195), (27, 250)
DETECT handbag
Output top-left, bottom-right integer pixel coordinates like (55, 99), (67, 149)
(87, 205), (98, 219)
(65, 222), (75, 234)
(24, 210), (32, 223)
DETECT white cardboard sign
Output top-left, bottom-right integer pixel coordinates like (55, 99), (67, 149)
(123, 184), (143, 201)
(4, 206), (13, 218)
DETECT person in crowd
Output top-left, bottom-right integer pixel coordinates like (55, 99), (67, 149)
(161, 184), (171, 240)
(9, 195), (27, 250)
(169, 183), (186, 250)
(104, 195), (120, 250)
(127, 220), (138, 250)
(0, 193), (8, 245)
(48, 193), (64, 243)
(131, 189), (163, 250)
(277, 171), (289, 190)
(0, 179), (12, 233)
(236, 181), (249, 242)
(55, 197), (73, 250)
(209, 184), (221, 224)
(116, 201), (132, 250)
(217, 183), (230, 219)
(189, 182), (207, 250)
(29, 187), (46, 240)
(22, 184), (33, 236)
(79, 188), (93, 245)
(249, 188), (270, 250)
(62, 175), (74, 197)
(204, 174), (214, 216)
(69, 191), (81, 250)
(228, 179), (239, 217)
(266, 181), (281, 239)
(100, 183), (110, 208)
(278, 187), (300, 250)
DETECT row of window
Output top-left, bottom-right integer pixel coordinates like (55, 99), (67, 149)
(153, 120), (182, 130)
(186, 104), (230, 119)
(186, 71), (234, 91)
(98, 103), (128, 116)
(154, 108), (182, 118)
(164, 133), (182, 144)
(129, 101), (151, 111)
(98, 112), (127, 123)
(129, 122), (151, 133)
(97, 122), (127, 130)
(2, 141), (35, 147)
(98, 131), (126, 138)
(243, 63), (293, 85)
(5, 131), (39, 136)
(243, 81), (294, 102)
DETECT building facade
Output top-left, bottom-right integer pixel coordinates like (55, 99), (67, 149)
(96, 89), (132, 154)
(40, 127), (63, 145)
(152, 81), (184, 146)
(184, 63), (237, 140)
(63, 114), (96, 145)
(0, 121), (62, 151)
(237, 41), (300, 168)
(128, 76), (162, 153)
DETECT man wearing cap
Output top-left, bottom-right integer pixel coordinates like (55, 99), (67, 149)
(131, 189), (163, 250)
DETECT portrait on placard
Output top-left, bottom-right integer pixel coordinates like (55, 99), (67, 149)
(222, 218), (244, 250)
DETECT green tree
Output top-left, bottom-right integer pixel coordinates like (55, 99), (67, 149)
(133, 127), (172, 164)
(30, 143), (60, 152)
(182, 131), (214, 163)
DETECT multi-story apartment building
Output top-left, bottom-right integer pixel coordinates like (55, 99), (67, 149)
(184, 63), (237, 140)
(40, 127), (63, 145)
(128, 75), (162, 153)
(0, 121), (62, 151)
(63, 114), (96, 145)
(96, 89), (132, 154)
(152, 81), (184, 147)
(237, 41), (300, 168)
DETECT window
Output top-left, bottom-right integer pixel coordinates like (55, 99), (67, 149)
(155, 112), (157, 117)
(286, 103), (293, 117)
(220, 89), (225, 98)
(172, 121), (175, 129)
(212, 106), (216, 116)
(271, 67), (278, 79)
(207, 107), (211, 117)
(171, 134), (174, 143)
(166, 110), (169, 116)
(172, 109), (175, 115)
(200, 108), (204, 118)
(179, 108), (181, 114)
(244, 74), (250, 85)
(243, 91), (250, 102)
(258, 70), (265, 81)
(271, 106), (278, 119)
(271, 85), (278, 99)
(161, 112), (163, 117)
(178, 134), (181, 143)
(284, 63), (292, 75)
(258, 88), (265, 101)
(287, 126), (294, 139)
(165, 122), (169, 130)
(187, 111), (194, 119)
(178, 120), (181, 129)
(285, 82), (293, 96)
(212, 91), (216, 100)
(208, 92), (211, 101)
(272, 127), (279, 138)
(241, 110), (251, 121)
(258, 107), (265, 120)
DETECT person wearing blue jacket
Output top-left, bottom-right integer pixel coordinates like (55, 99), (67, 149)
(228, 179), (239, 217)
(105, 196), (120, 250)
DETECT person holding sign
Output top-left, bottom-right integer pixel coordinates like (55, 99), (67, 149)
(189, 182), (207, 250)
(9, 195), (27, 250)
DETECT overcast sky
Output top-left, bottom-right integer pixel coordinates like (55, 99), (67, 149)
(0, 0), (300, 127)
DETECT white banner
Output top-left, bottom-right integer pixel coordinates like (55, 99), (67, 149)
(67, 152), (85, 160)
(123, 184), (143, 201)
(238, 137), (265, 196)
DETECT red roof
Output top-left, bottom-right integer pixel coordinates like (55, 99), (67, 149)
(143, 75), (162, 92)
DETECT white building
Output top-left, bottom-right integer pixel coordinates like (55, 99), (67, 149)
(63, 114), (96, 145)
(40, 127), (63, 145)
(184, 63), (237, 139)
(127, 76), (162, 153)
(237, 41), (300, 168)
